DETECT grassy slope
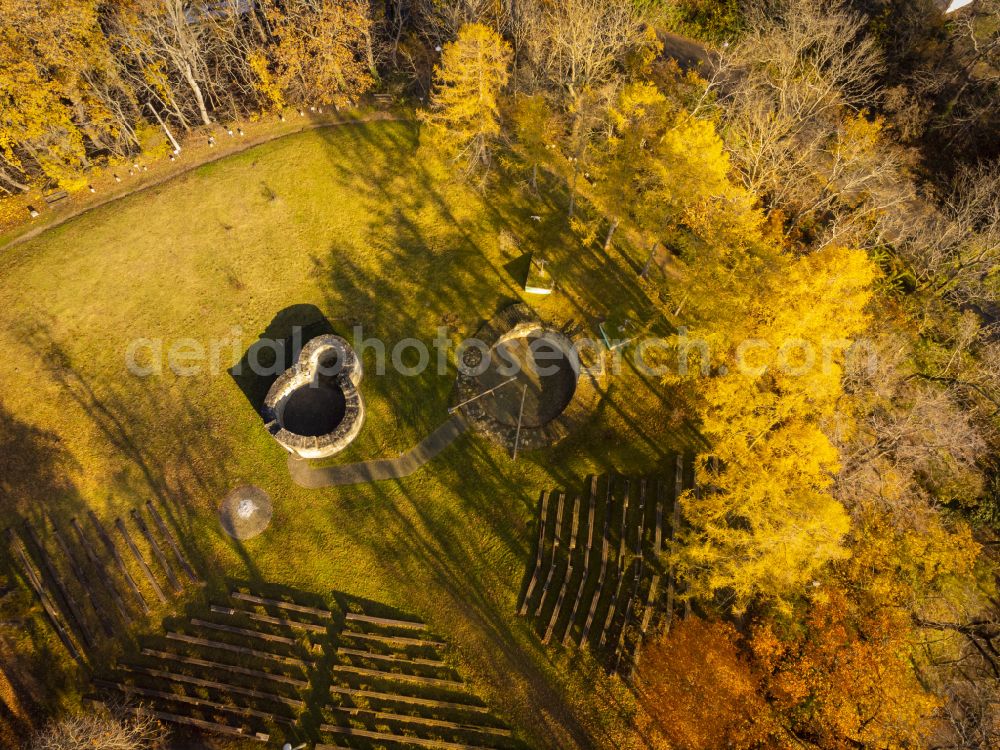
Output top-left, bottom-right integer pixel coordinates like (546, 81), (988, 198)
(0, 121), (688, 748)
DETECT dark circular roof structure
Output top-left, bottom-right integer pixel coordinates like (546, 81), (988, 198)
(455, 304), (604, 451)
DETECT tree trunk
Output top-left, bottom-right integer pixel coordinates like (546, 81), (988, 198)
(603, 217), (620, 251)
(0, 167), (30, 193)
(181, 62), (212, 125)
(640, 240), (658, 278)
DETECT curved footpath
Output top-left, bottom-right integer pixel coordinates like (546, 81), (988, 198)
(1, 112), (405, 252)
(287, 413), (469, 488)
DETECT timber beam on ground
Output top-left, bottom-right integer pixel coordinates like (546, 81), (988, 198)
(564, 476), (598, 646)
(337, 646), (447, 669)
(324, 704), (512, 738)
(345, 612), (428, 631)
(342, 630), (446, 649)
(598, 479), (631, 649)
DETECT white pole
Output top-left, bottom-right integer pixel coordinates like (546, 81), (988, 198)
(512, 384), (528, 460)
(147, 102), (181, 154)
(448, 376), (518, 414)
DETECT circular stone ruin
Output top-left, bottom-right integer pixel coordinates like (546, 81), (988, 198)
(219, 485), (273, 540)
(263, 334), (364, 459)
(455, 304), (603, 451)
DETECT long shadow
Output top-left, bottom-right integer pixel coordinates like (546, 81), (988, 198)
(229, 303), (336, 415)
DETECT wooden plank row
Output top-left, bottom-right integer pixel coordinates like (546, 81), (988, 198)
(519, 490), (550, 616)
(166, 631), (313, 667)
(130, 508), (182, 594)
(665, 455), (685, 633)
(346, 612), (428, 631)
(23, 523), (94, 648)
(343, 630), (445, 649)
(533, 491), (566, 618)
(120, 664), (305, 709)
(564, 477), (598, 646)
(232, 590), (332, 619)
(318, 725), (493, 750)
(7, 531), (82, 663)
(145, 502), (199, 584)
(325, 705), (512, 738)
(69, 517), (133, 626)
(94, 679), (295, 725)
(328, 685), (491, 716)
(598, 479), (631, 649)
(191, 617), (298, 646)
(332, 664), (464, 690)
(47, 517), (115, 637)
(210, 604), (328, 633)
(104, 701), (268, 743)
(115, 517), (167, 604)
(580, 477), (614, 644)
(141, 648), (309, 688)
(88, 511), (148, 614)
(338, 647), (447, 669)
(543, 495), (581, 644)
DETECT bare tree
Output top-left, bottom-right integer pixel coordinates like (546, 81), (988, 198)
(26, 704), (168, 750)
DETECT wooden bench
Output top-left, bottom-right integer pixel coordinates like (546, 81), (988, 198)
(564, 477), (598, 646)
(48, 517), (115, 638)
(210, 604), (328, 633)
(130, 508), (182, 594)
(165, 631), (312, 667)
(69, 517), (133, 626)
(332, 664), (464, 690)
(581, 477), (614, 644)
(343, 630), (445, 649)
(142, 648), (309, 688)
(23, 523), (94, 648)
(7, 530), (82, 663)
(598, 479), (632, 649)
(120, 664), (305, 709)
(146, 502), (199, 584)
(94, 679), (295, 725)
(328, 685), (491, 715)
(190, 617), (297, 646)
(325, 705), (512, 738)
(337, 646), (446, 669)
(543, 495), (580, 644)
(519, 490), (550, 615)
(115, 517), (167, 604)
(232, 590), (333, 618)
(534, 491), (566, 618)
(318, 725), (493, 750)
(88, 511), (148, 614)
(43, 190), (68, 206)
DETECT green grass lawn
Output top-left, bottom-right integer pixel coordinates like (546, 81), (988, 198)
(0, 121), (689, 748)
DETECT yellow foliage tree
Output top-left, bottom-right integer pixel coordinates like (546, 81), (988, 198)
(419, 23), (512, 178)
(263, 0), (375, 108)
